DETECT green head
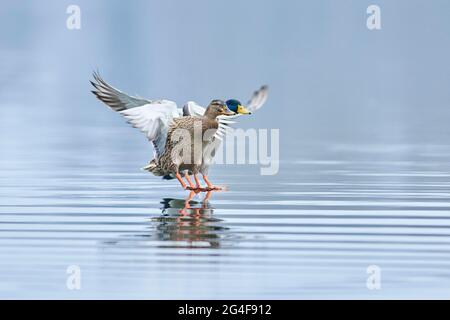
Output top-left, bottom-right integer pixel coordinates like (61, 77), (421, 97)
(226, 99), (251, 115)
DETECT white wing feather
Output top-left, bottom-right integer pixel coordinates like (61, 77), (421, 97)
(91, 72), (179, 158)
(183, 101), (206, 117)
(92, 72), (268, 160)
(213, 114), (238, 140)
(247, 85), (269, 112)
(119, 101), (179, 158)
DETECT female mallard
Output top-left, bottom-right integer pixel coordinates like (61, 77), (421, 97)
(90, 72), (268, 191)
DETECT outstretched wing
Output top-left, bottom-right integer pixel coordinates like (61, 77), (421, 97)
(182, 101), (206, 117)
(214, 115), (238, 141)
(90, 71), (152, 111)
(90, 72), (179, 158)
(246, 85), (269, 112)
(119, 101), (179, 158)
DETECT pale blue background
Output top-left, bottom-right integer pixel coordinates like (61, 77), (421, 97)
(1, 1), (450, 299)
(1, 0), (450, 145)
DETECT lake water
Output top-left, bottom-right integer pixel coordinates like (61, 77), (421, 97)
(2, 0), (450, 300)
(1, 127), (450, 299)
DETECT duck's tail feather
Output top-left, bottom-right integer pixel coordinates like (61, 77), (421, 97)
(142, 159), (163, 174)
(142, 159), (175, 180)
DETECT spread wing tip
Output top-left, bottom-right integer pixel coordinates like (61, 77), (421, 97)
(247, 85), (269, 112)
(90, 70), (146, 112)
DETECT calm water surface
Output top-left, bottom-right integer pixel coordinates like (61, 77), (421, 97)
(2, 0), (450, 300)
(1, 127), (450, 299)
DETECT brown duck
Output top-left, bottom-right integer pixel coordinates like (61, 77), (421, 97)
(91, 72), (268, 191)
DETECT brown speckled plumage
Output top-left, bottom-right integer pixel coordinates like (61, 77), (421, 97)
(145, 100), (231, 178)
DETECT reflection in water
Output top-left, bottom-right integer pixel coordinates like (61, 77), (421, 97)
(4, 149), (450, 298)
(105, 191), (232, 249)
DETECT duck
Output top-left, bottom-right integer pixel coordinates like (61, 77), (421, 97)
(182, 88), (269, 184)
(90, 71), (268, 191)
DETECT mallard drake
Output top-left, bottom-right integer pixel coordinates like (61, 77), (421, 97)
(182, 87), (269, 182)
(90, 72), (268, 191)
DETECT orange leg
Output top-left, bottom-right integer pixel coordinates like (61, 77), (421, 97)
(180, 191), (196, 214)
(194, 174), (202, 189)
(175, 172), (187, 189)
(184, 172), (196, 189)
(202, 175), (221, 191)
(203, 191), (213, 205)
